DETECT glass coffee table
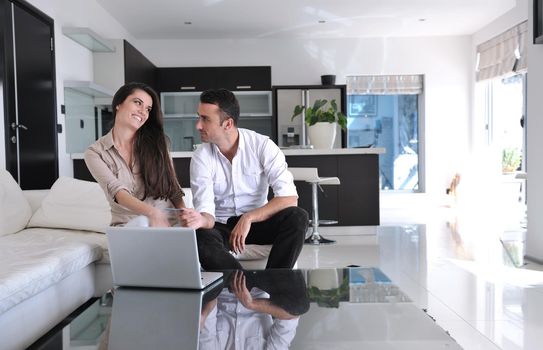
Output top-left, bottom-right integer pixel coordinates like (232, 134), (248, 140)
(29, 267), (462, 349)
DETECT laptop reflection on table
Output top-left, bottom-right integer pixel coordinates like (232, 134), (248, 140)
(108, 283), (223, 350)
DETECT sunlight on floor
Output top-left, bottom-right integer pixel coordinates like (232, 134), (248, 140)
(296, 195), (542, 350)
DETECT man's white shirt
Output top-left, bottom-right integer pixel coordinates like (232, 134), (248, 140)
(199, 289), (299, 350)
(190, 128), (297, 224)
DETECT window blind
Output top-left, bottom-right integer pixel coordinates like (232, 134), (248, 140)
(346, 75), (424, 95)
(476, 21), (527, 82)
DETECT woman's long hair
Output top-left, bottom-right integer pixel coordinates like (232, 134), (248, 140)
(111, 82), (180, 200)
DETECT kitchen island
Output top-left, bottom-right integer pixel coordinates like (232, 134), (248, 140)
(72, 147), (384, 226)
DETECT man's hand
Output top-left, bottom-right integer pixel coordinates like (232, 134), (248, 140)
(179, 208), (209, 229)
(230, 270), (253, 308)
(229, 214), (252, 254)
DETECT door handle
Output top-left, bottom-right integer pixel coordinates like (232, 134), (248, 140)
(11, 122), (28, 130)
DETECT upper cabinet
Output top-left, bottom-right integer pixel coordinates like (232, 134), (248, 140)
(156, 66), (271, 93)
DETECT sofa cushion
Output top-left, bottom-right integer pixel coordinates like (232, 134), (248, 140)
(0, 170), (32, 237)
(0, 229), (103, 314)
(27, 177), (111, 233)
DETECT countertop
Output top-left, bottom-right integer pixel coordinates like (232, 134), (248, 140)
(71, 147), (385, 160)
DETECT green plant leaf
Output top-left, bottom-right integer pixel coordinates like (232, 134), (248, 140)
(312, 99), (328, 111)
(291, 105), (305, 121)
(291, 98), (347, 129)
(502, 147), (522, 172)
(330, 99), (338, 112)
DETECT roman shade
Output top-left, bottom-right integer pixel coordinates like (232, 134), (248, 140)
(476, 21), (527, 81)
(346, 75), (423, 95)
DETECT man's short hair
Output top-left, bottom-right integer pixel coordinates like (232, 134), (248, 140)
(200, 88), (240, 125)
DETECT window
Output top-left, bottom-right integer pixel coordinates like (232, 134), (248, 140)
(346, 75), (423, 191)
(475, 21), (528, 174)
(479, 73), (526, 171)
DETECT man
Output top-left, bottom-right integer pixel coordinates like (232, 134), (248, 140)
(180, 89), (308, 269)
(199, 270), (309, 349)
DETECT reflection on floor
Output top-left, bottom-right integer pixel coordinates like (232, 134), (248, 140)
(296, 206), (543, 350)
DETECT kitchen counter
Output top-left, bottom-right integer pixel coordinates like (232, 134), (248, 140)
(71, 147), (384, 160)
(72, 147), (383, 225)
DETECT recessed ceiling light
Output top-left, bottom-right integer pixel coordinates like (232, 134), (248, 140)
(184, 21), (192, 25)
(318, 20), (326, 24)
(418, 18), (426, 22)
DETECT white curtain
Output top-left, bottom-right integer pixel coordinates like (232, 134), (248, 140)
(476, 21), (528, 82)
(346, 75), (423, 95)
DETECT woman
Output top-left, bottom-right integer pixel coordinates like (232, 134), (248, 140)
(84, 82), (185, 227)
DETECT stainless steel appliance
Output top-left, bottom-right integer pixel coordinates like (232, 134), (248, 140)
(274, 85), (346, 148)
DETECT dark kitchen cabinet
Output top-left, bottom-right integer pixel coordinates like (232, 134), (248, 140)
(216, 66), (271, 91)
(124, 40), (157, 90)
(285, 153), (380, 226)
(157, 67), (215, 92)
(156, 66), (271, 93)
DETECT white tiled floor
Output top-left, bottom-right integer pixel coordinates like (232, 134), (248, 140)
(296, 205), (543, 350)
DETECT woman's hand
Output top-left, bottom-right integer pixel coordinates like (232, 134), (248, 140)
(147, 207), (170, 227)
(179, 208), (210, 229)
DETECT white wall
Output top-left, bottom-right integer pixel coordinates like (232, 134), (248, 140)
(471, 0), (543, 261)
(526, 0), (543, 261)
(135, 36), (472, 201)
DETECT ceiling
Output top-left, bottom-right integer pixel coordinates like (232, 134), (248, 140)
(96, 0), (516, 40)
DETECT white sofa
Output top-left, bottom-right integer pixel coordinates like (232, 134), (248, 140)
(0, 171), (113, 350)
(0, 170), (270, 349)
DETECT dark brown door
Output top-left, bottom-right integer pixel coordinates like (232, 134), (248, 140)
(2, 0), (58, 189)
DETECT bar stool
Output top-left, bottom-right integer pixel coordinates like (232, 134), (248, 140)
(289, 167), (340, 245)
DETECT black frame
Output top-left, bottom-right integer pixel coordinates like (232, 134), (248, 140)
(534, 0), (543, 44)
(1, 0), (59, 188)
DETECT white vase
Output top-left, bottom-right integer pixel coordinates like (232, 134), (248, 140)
(308, 122), (336, 149)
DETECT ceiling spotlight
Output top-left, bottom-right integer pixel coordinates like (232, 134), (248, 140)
(318, 20), (326, 24)
(418, 18), (426, 22)
(184, 21), (192, 25)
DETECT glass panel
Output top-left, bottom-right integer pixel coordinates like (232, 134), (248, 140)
(161, 92), (200, 116)
(163, 116), (201, 152)
(347, 94), (419, 191)
(64, 88), (97, 153)
(490, 74), (524, 173)
(236, 91), (272, 115)
(238, 116), (273, 138)
(161, 91), (272, 116)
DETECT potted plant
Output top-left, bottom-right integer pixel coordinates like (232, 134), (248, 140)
(307, 275), (349, 308)
(291, 99), (347, 149)
(502, 147), (522, 173)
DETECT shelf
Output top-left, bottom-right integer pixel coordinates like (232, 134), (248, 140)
(62, 27), (115, 52)
(64, 80), (114, 98)
(163, 114), (197, 119)
(239, 115), (271, 119)
(163, 114), (271, 119)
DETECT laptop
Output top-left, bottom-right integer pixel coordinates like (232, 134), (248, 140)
(108, 284), (223, 350)
(106, 226), (223, 289)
